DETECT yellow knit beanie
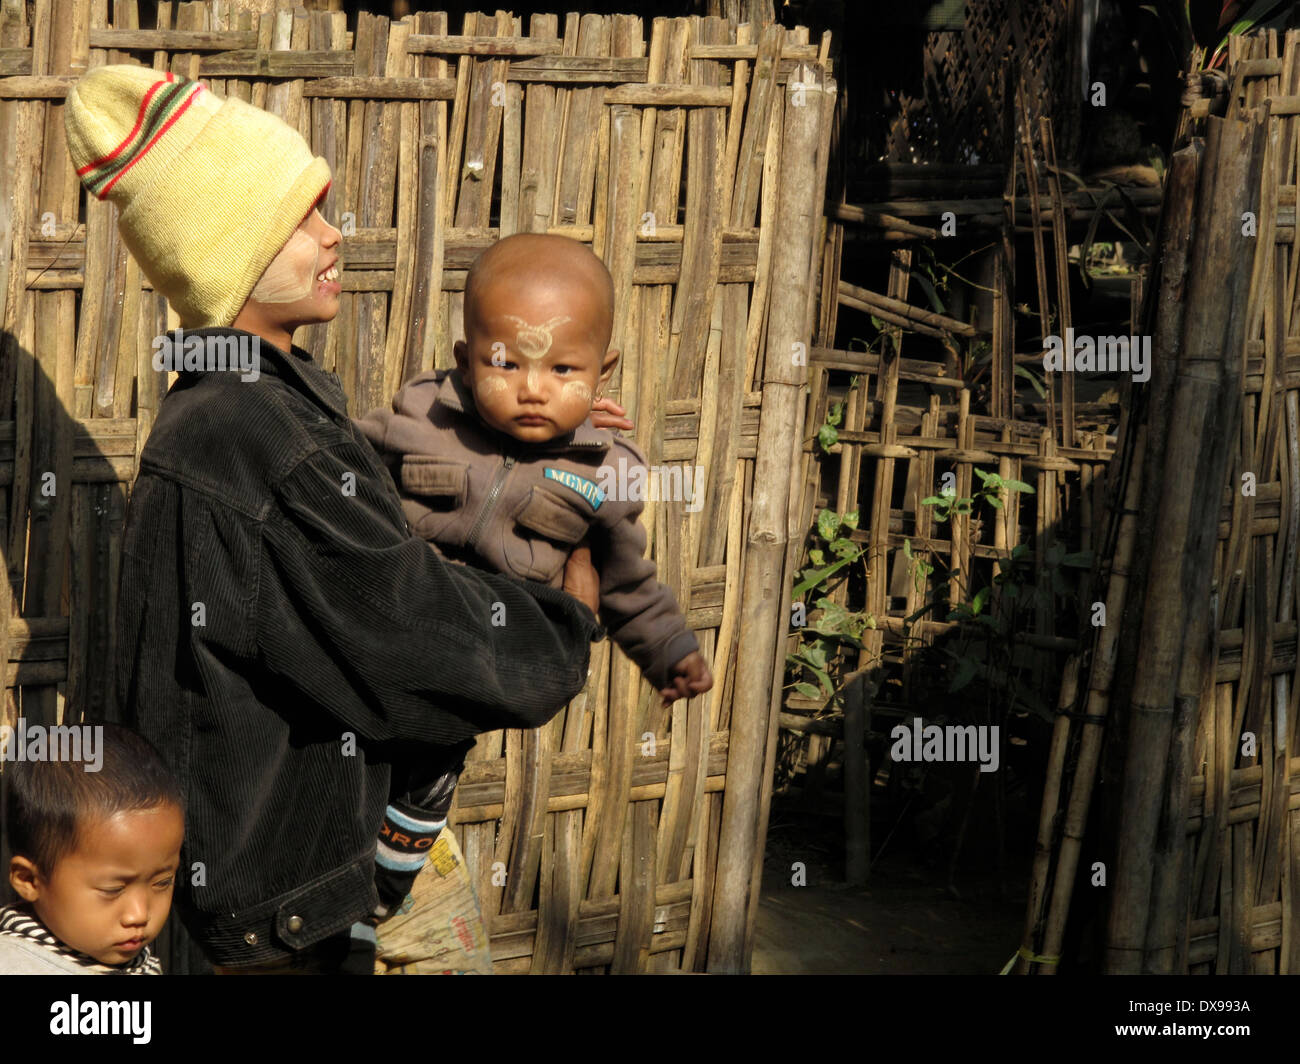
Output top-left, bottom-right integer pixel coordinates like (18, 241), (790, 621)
(64, 64), (331, 328)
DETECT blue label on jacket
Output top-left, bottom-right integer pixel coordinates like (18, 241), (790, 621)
(545, 468), (604, 510)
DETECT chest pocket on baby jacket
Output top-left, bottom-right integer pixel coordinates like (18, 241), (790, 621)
(400, 455), (469, 544)
(502, 485), (593, 584)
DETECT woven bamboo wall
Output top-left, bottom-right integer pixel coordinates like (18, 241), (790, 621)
(0, 1), (835, 974)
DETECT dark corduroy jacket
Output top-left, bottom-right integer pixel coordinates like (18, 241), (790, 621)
(116, 327), (603, 967)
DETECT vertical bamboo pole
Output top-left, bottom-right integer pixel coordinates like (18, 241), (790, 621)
(707, 62), (824, 973)
(743, 58), (837, 972)
(1018, 653), (1079, 973)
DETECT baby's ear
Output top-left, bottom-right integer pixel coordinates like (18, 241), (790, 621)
(453, 340), (469, 372)
(599, 347), (620, 386)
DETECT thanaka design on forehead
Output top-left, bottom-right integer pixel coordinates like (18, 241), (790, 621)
(496, 313), (573, 391)
(502, 314), (571, 357)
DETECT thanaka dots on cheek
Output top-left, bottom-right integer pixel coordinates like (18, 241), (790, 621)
(249, 229), (321, 304)
(475, 376), (507, 400)
(560, 380), (592, 410)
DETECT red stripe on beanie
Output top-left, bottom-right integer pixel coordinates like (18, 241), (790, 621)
(76, 70), (175, 177)
(98, 83), (204, 199)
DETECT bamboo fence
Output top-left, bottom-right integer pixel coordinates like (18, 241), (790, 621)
(1022, 29), (1300, 975)
(0, 1), (834, 974)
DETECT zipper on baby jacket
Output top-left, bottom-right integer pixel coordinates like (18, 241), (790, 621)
(467, 454), (517, 551)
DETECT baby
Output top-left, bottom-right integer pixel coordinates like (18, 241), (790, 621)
(356, 233), (713, 915)
(1, 722), (184, 974)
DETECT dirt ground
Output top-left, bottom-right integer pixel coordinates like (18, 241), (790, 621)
(750, 810), (1029, 975)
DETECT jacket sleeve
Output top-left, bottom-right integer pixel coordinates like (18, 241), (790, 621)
(594, 458), (700, 690)
(256, 436), (604, 746)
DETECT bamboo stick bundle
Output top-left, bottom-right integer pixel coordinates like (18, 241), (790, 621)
(1032, 427), (1149, 971)
(1105, 111), (1265, 975)
(1013, 128), (1216, 957)
(1021, 127), (1199, 973)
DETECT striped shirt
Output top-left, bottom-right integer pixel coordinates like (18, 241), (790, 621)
(0, 904), (161, 975)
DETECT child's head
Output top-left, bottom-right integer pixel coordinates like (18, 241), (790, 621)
(4, 723), (184, 967)
(455, 234), (620, 442)
(63, 64), (333, 330)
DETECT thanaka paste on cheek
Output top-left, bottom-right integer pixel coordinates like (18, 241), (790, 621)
(249, 228), (321, 304)
(560, 380), (593, 409)
(475, 376), (507, 399)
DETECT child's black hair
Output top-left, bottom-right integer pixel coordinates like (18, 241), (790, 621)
(3, 721), (184, 877)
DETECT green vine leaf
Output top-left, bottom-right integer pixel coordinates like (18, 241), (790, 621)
(829, 537), (859, 560)
(817, 509), (840, 542)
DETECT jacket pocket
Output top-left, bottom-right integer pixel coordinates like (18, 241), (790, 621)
(400, 456), (469, 543)
(503, 486), (592, 583)
(399, 455), (468, 505)
(514, 485), (591, 544)
(272, 859), (377, 952)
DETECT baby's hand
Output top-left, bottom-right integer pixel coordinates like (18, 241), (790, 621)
(589, 396), (635, 432)
(658, 652), (714, 706)
(562, 542), (601, 615)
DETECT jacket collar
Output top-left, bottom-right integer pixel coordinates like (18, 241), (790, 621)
(167, 327), (349, 421)
(434, 367), (611, 451)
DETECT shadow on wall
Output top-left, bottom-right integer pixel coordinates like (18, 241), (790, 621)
(1, 330), (123, 727)
(0, 330), (211, 973)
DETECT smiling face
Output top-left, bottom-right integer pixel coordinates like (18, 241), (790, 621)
(233, 197), (342, 349)
(9, 803), (184, 967)
(455, 235), (619, 442)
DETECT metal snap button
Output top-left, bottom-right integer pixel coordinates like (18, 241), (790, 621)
(287, 915), (304, 934)
(244, 931), (258, 945)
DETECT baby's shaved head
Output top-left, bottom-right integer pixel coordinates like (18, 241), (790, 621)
(464, 234), (614, 348)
